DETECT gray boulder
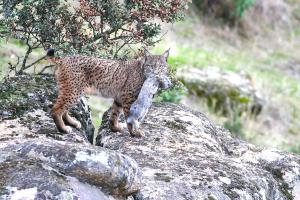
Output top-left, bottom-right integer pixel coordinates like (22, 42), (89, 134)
(97, 103), (300, 200)
(0, 139), (141, 199)
(0, 75), (141, 200)
(177, 67), (264, 116)
(0, 74), (94, 143)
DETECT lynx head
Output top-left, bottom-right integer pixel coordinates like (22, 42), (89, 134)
(142, 49), (172, 89)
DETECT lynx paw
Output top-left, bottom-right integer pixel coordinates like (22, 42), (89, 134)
(130, 129), (145, 138)
(62, 126), (73, 133)
(111, 124), (124, 133)
(74, 121), (82, 129)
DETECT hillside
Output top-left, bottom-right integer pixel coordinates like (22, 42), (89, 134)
(150, 0), (300, 153)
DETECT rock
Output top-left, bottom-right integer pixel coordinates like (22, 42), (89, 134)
(0, 139), (141, 199)
(0, 74), (141, 199)
(96, 103), (300, 199)
(177, 67), (264, 116)
(0, 74), (95, 143)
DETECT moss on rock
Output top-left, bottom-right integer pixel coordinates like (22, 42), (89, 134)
(177, 67), (264, 117)
(0, 74), (57, 120)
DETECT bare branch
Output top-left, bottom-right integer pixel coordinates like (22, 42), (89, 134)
(24, 55), (47, 70)
(7, 55), (20, 75)
(113, 37), (133, 58)
(38, 65), (55, 74)
(19, 42), (32, 74)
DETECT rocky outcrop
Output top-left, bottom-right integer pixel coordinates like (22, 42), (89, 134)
(2, 74), (300, 200)
(0, 75), (141, 199)
(97, 103), (300, 200)
(177, 67), (264, 116)
(0, 139), (141, 199)
(0, 74), (94, 143)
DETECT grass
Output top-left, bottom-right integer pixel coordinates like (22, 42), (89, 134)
(86, 95), (112, 129)
(160, 44), (300, 102)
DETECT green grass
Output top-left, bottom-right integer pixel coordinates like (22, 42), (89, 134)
(86, 95), (112, 128)
(168, 47), (252, 72)
(163, 44), (300, 98)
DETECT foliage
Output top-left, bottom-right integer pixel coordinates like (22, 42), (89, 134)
(193, 0), (255, 23)
(287, 142), (300, 155)
(156, 82), (187, 104)
(223, 110), (244, 138)
(233, 0), (255, 17)
(1, 0), (188, 74)
(0, 74), (57, 120)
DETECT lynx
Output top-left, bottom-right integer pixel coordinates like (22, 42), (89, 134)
(47, 49), (172, 137)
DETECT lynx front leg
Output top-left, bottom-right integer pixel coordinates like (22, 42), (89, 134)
(122, 95), (145, 137)
(52, 87), (82, 133)
(52, 96), (72, 133)
(110, 100), (123, 132)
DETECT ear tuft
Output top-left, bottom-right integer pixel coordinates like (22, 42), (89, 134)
(144, 48), (151, 57)
(163, 48), (170, 61)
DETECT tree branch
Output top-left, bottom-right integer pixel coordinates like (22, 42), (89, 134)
(24, 55), (47, 70)
(18, 41), (32, 74)
(38, 64), (55, 74)
(113, 37), (133, 58)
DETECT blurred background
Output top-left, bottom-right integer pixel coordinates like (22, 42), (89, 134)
(1, 0), (300, 153)
(156, 0), (300, 153)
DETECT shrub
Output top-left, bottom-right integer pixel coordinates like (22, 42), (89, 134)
(1, 0), (189, 74)
(234, 0), (256, 17)
(223, 114), (244, 138)
(156, 81), (188, 104)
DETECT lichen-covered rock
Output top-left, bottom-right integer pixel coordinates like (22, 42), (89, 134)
(0, 74), (141, 199)
(96, 103), (300, 200)
(0, 139), (141, 199)
(177, 67), (264, 116)
(0, 74), (94, 143)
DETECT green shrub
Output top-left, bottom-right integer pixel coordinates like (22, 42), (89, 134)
(155, 82), (188, 104)
(287, 143), (300, 154)
(224, 116), (244, 138)
(223, 105), (245, 138)
(1, 0), (189, 74)
(234, 0), (256, 17)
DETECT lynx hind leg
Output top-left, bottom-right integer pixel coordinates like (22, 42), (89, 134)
(110, 100), (123, 132)
(52, 86), (82, 133)
(122, 95), (145, 137)
(63, 111), (82, 129)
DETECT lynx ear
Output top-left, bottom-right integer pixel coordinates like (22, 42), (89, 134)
(163, 48), (170, 61)
(140, 57), (146, 67)
(144, 48), (151, 57)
